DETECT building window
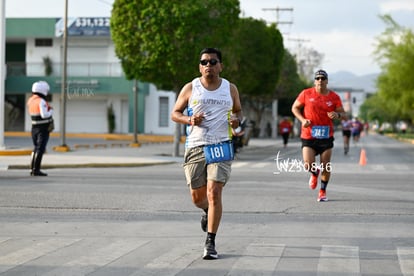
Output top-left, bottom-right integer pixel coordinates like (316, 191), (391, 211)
(159, 97), (169, 127)
(35, 39), (53, 47)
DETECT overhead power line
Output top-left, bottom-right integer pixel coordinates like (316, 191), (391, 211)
(262, 7), (293, 35)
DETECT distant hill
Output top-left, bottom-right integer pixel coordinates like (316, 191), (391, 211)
(328, 71), (379, 93)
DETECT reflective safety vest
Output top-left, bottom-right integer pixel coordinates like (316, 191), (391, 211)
(27, 95), (53, 125)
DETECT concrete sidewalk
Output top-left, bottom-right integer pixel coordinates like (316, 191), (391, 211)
(0, 142), (184, 170)
(0, 132), (279, 170)
(0, 132), (185, 155)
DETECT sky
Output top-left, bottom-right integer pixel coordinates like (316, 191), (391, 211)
(4, 0), (414, 76)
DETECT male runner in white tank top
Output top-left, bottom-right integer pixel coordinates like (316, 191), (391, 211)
(171, 48), (243, 260)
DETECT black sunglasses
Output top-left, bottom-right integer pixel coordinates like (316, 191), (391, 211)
(315, 77), (327, 81)
(200, 59), (219, 66)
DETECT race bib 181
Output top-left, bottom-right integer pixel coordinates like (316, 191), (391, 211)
(203, 142), (234, 164)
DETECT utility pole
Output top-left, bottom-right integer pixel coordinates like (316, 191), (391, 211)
(287, 37), (310, 76)
(0, 0), (5, 149)
(287, 37), (311, 50)
(55, 0), (70, 152)
(262, 7), (293, 35)
(130, 79), (140, 147)
(263, 7), (294, 139)
(61, 0), (68, 148)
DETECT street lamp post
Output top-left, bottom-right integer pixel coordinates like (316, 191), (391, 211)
(131, 79), (140, 147)
(57, 0), (69, 151)
(0, 0), (6, 149)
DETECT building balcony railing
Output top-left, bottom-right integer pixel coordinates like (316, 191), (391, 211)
(6, 62), (125, 78)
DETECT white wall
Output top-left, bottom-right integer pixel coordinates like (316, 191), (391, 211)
(25, 38), (61, 76)
(144, 84), (176, 135)
(23, 34), (177, 134)
(336, 90), (366, 118)
(25, 37), (121, 77)
(25, 93), (129, 134)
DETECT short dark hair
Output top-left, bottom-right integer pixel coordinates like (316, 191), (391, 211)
(200, 48), (222, 62)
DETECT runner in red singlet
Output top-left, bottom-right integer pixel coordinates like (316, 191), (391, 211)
(291, 69), (346, 202)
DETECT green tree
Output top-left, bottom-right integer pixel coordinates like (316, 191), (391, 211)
(359, 93), (390, 126)
(275, 50), (302, 99)
(275, 49), (309, 116)
(110, 0), (240, 155)
(223, 17), (284, 133)
(373, 15), (414, 124)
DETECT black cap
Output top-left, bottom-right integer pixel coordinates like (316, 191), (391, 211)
(315, 69), (328, 79)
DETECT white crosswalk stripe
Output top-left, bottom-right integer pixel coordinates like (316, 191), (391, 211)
(42, 239), (146, 276)
(229, 243), (284, 276)
(130, 243), (200, 276)
(0, 239), (413, 275)
(398, 247), (414, 276)
(0, 238), (81, 273)
(317, 245), (360, 276)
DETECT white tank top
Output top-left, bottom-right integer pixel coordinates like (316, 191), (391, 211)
(186, 77), (233, 148)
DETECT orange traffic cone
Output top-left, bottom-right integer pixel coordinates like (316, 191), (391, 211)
(359, 148), (367, 166)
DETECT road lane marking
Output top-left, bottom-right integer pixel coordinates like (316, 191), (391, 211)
(232, 162), (249, 168)
(317, 245), (360, 276)
(0, 238), (81, 273)
(42, 239), (146, 276)
(398, 247), (414, 275)
(252, 162), (269, 168)
(130, 243), (200, 276)
(229, 243), (285, 275)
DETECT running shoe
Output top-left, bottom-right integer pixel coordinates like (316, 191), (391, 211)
(309, 169), (320, 190)
(203, 238), (218, 260)
(317, 189), (328, 202)
(201, 213), (207, 232)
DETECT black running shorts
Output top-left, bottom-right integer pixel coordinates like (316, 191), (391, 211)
(301, 137), (334, 155)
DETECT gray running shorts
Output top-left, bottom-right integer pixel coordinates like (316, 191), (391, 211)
(183, 146), (232, 189)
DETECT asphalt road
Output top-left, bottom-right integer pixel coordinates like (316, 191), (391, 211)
(0, 132), (413, 275)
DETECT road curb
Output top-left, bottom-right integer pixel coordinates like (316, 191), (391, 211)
(0, 148), (32, 156)
(5, 131), (185, 142)
(8, 161), (177, 170)
(1, 132), (186, 156)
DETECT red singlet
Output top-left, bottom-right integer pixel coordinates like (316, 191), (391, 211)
(296, 87), (343, 139)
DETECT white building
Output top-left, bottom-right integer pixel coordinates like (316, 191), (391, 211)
(5, 17), (176, 135)
(331, 87), (367, 119)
